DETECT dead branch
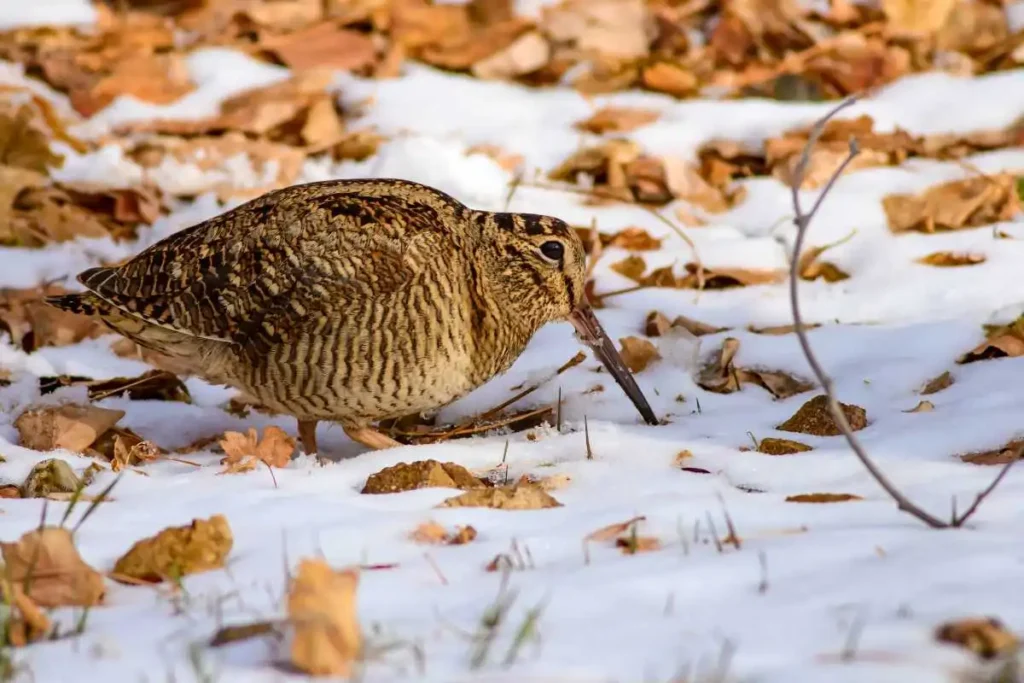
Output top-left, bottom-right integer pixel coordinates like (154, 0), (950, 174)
(786, 96), (1015, 529)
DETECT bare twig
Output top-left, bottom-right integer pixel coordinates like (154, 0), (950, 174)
(950, 447), (1020, 526)
(478, 352), (586, 420)
(787, 96), (1016, 529)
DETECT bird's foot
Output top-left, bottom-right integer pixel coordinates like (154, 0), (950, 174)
(343, 425), (403, 450)
(297, 419), (328, 466)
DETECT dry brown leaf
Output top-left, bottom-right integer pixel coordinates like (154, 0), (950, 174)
(958, 316), (1024, 364)
(903, 400), (935, 413)
(615, 535), (661, 554)
(883, 174), (1020, 233)
(288, 559), (362, 677)
(517, 472), (572, 491)
(362, 460), (485, 494)
(1, 284), (106, 350)
(798, 231), (855, 282)
(575, 107), (660, 135)
(618, 336), (661, 373)
(1, 527), (105, 607)
(84, 54), (194, 115)
(777, 395), (867, 435)
(757, 438), (812, 455)
(917, 251), (986, 267)
(261, 22), (378, 72)
(662, 156), (742, 213)
(959, 439), (1024, 466)
(585, 515), (646, 543)
(698, 337), (813, 398)
(674, 314), (729, 337)
(112, 514), (233, 583)
(542, 0), (650, 60)
(641, 61), (698, 98)
(785, 493), (863, 503)
(645, 311), (671, 337)
(15, 404), (125, 453)
(471, 31), (550, 79)
(2, 583), (51, 646)
(439, 481), (561, 509)
(409, 521), (477, 545)
(606, 226), (661, 251)
(0, 102), (65, 174)
(935, 617), (1019, 660)
(882, 0), (957, 36)
(609, 254), (647, 281)
(219, 426), (296, 474)
(921, 370), (954, 395)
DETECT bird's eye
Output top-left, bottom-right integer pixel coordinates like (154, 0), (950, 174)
(539, 241), (564, 262)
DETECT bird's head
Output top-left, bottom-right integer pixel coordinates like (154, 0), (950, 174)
(475, 210), (659, 426)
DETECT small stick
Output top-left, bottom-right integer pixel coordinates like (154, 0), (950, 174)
(478, 352), (586, 420)
(786, 95), (1016, 529)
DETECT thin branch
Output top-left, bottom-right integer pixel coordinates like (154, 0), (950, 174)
(787, 96), (949, 529)
(951, 447), (1020, 527)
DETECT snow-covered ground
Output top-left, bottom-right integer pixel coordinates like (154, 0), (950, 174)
(3, 2), (1024, 682)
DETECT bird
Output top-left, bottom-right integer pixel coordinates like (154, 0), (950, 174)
(46, 178), (659, 462)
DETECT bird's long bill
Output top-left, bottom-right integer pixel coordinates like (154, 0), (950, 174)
(568, 303), (659, 426)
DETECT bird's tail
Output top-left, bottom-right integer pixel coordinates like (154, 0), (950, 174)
(45, 292), (101, 317)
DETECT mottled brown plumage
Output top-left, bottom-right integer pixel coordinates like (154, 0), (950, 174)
(48, 178), (657, 460)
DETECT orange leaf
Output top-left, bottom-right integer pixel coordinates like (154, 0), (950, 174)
(288, 559), (362, 677)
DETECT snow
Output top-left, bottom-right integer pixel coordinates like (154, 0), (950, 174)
(0, 0), (96, 31)
(2, 9), (1024, 683)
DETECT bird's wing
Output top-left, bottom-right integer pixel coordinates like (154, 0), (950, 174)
(78, 180), (462, 350)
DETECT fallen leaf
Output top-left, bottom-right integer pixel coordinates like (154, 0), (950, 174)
(362, 460), (485, 494)
(698, 337), (813, 398)
(673, 314), (729, 336)
(585, 515), (646, 543)
(409, 521), (477, 545)
(261, 22), (378, 72)
(288, 559), (362, 677)
(615, 534), (661, 554)
(785, 493), (863, 503)
(757, 438), (812, 455)
(466, 143), (524, 171)
(112, 514), (233, 583)
(618, 336), (661, 373)
(882, 0), (958, 37)
(85, 54), (194, 115)
(641, 61), (698, 98)
(210, 621), (277, 648)
(609, 254), (647, 281)
(15, 404), (125, 453)
(439, 481), (561, 509)
(645, 311), (671, 337)
(920, 370), (954, 395)
(542, 0), (650, 60)
(903, 400), (934, 413)
(20, 458), (82, 498)
(521, 472), (571, 491)
(959, 439), (1024, 466)
(672, 450), (693, 466)
(2, 583), (51, 646)
(798, 231), (855, 282)
(606, 226), (661, 251)
(219, 426), (296, 474)
(777, 395), (867, 436)
(917, 251), (986, 267)
(958, 315), (1024, 363)
(883, 174), (1020, 233)
(0, 102), (64, 174)
(935, 617), (1019, 660)
(471, 31), (550, 79)
(575, 107), (660, 135)
(1, 527), (105, 607)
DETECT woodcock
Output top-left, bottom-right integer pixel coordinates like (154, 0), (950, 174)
(48, 179), (659, 460)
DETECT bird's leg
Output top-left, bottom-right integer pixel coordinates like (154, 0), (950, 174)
(343, 425), (402, 450)
(297, 419), (327, 467)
